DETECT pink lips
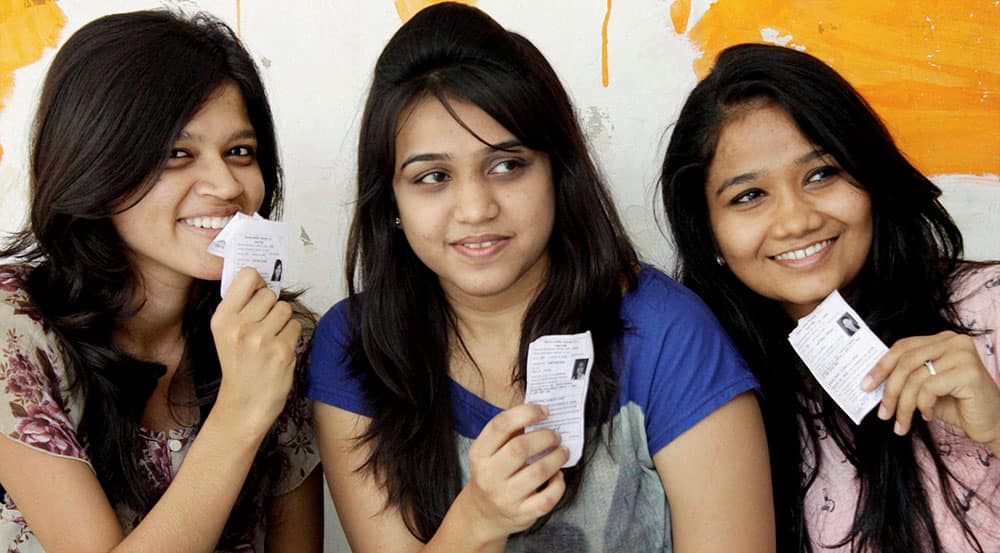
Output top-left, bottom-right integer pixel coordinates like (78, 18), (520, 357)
(451, 234), (510, 258)
(770, 238), (836, 269)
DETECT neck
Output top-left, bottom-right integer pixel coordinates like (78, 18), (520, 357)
(115, 272), (192, 362)
(445, 259), (548, 347)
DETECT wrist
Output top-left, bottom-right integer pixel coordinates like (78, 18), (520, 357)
(435, 488), (508, 553)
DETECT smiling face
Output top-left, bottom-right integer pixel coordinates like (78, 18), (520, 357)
(112, 81), (265, 289)
(392, 96), (555, 307)
(705, 102), (873, 320)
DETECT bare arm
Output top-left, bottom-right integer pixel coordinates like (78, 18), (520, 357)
(0, 269), (301, 552)
(653, 392), (775, 553)
(315, 401), (566, 553)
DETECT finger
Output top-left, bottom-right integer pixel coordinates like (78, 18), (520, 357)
(915, 384), (940, 423)
(880, 342), (949, 416)
(256, 300), (294, 337)
(493, 429), (562, 477)
(508, 443), (569, 493)
(218, 267), (267, 312)
(892, 361), (934, 435)
(240, 286), (281, 323)
(518, 469), (566, 519)
(865, 333), (952, 392)
(471, 404), (549, 460)
(275, 319), (303, 362)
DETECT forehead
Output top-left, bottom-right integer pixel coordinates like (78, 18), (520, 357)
(181, 81), (252, 132)
(394, 96), (514, 158)
(708, 103), (815, 177)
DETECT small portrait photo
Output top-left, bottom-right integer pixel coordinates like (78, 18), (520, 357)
(571, 358), (589, 380)
(837, 313), (860, 337)
(270, 258), (283, 282)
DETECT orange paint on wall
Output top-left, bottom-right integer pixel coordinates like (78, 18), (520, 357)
(0, 0), (66, 164)
(670, 0), (690, 35)
(601, 0), (612, 87)
(687, 0), (999, 176)
(394, 0), (476, 23)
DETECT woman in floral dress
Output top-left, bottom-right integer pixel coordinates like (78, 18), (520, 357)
(0, 10), (321, 553)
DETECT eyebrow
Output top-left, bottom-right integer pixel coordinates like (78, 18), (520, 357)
(712, 148), (829, 197)
(399, 139), (525, 171)
(177, 128), (257, 142)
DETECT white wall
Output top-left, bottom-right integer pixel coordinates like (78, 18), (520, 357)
(1, 2), (997, 551)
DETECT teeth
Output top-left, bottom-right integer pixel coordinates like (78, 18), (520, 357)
(774, 239), (832, 261)
(182, 215), (233, 229)
(464, 241), (498, 249)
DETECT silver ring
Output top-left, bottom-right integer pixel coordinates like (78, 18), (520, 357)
(924, 359), (937, 376)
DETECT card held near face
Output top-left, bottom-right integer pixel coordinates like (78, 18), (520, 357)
(788, 290), (886, 424)
(208, 213), (288, 297)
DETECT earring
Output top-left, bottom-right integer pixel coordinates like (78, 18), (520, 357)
(715, 255), (725, 266)
(393, 216), (401, 228)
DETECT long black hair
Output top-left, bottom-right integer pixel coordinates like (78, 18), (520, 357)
(660, 43), (986, 553)
(345, 2), (638, 542)
(1, 10), (292, 546)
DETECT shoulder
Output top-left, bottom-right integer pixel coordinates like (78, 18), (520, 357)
(314, 296), (352, 345)
(622, 265), (726, 331)
(0, 265), (42, 321)
(949, 263), (1000, 324)
(0, 265), (88, 462)
(0, 266), (57, 351)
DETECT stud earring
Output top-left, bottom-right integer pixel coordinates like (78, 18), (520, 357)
(393, 216), (401, 228)
(715, 255), (725, 266)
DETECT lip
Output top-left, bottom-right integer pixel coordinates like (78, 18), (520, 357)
(770, 237), (836, 268)
(178, 208), (243, 236)
(450, 234), (510, 258)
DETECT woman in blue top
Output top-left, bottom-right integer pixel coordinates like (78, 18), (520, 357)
(308, 3), (773, 552)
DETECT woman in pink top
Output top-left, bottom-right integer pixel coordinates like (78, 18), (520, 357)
(660, 43), (1000, 553)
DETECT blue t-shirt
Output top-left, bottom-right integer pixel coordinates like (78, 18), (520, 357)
(308, 267), (759, 552)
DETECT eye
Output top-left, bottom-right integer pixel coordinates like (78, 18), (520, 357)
(806, 165), (840, 184)
(165, 148), (192, 167)
(730, 188), (765, 205)
(416, 171), (449, 185)
(489, 159), (524, 175)
(228, 145), (255, 156)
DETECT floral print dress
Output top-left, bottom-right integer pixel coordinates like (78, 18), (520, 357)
(0, 266), (319, 553)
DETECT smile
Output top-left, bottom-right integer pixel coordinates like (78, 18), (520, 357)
(180, 215), (234, 229)
(772, 239), (833, 261)
(464, 240), (499, 249)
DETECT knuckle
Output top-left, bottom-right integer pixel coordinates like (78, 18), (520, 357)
(491, 412), (516, 435)
(274, 300), (293, 319)
(507, 437), (530, 459)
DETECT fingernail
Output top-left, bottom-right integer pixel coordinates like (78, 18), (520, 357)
(860, 375), (874, 391)
(893, 421), (904, 435)
(540, 405), (549, 417)
(921, 412), (931, 422)
(877, 404), (890, 420)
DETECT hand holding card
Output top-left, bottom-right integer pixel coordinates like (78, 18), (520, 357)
(788, 291), (886, 424)
(524, 331), (593, 467)
(208, 213), (288, 297)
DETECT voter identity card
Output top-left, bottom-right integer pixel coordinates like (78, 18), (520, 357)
(788, 290), (887, 424)
(207, 212), (287, 298)
(524, 331), (593, 467)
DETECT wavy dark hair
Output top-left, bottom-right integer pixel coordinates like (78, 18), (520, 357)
(660, 43), (988, 553)
(344, 2), (638, 542)
(1, 10), (296, 547)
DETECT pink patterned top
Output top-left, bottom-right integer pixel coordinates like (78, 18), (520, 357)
(0, 266), (319, 552)
(804, 266), (1000, 552)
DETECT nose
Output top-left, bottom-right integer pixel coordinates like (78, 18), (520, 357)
(194, 155), (243, 200)
(453, 174), (499, 224)
(771, 187), (822, 238)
